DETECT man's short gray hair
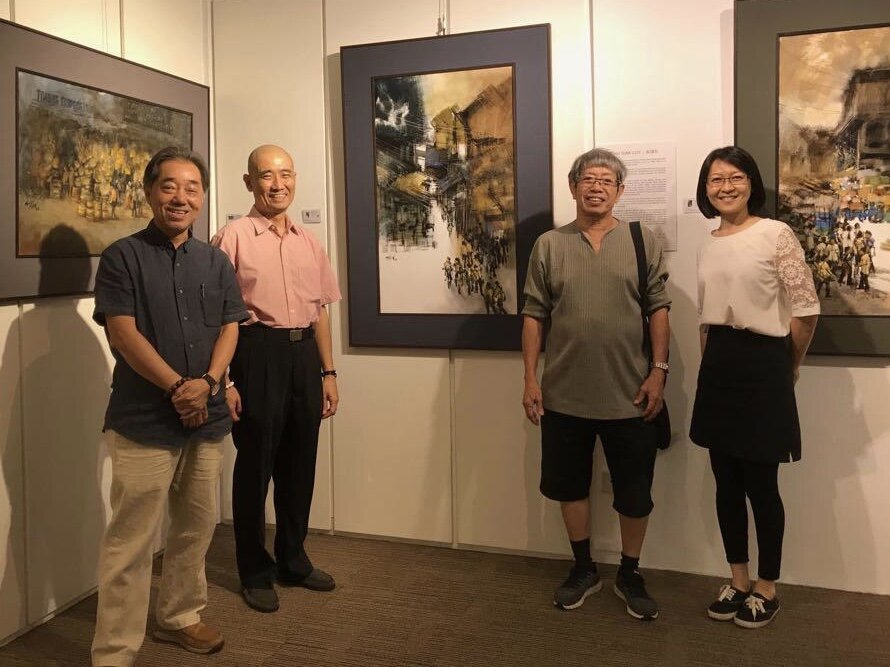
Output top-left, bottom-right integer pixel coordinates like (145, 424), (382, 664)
(143, 146), (210, 192)
(568, 148), (627, 186)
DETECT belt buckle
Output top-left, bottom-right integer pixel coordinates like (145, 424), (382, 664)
(289, 329), (303, 342)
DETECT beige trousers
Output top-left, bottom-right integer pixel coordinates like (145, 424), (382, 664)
(91, 430), (224, 667)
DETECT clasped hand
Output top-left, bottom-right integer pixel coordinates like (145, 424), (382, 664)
(171, 378), (210, 428)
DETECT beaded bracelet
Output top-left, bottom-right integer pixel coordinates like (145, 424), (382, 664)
(164, 376), (189, 399)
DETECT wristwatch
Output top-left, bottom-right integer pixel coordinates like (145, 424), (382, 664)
(651, 361), (669, 374)
(201, 372), (220, 396)
(321, 369), (337, 378)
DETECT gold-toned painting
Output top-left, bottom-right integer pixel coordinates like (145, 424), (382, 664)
(17, 70), (192, 257)
(778, 25), (890, 316)
(374, 66), (516, 315)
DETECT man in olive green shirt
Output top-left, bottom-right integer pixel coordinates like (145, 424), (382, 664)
(522, 148), (670, 619)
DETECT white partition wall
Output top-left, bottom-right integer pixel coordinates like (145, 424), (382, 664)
(0, 0), (124, 637)
(0, 0), (215, 645)
(211, 0), (334, 530)
(121, 0), (209, 84)
(12, 0), (121, 52)
(20, 299), (111, 623)
(0, 305), (25, 641)
(212, 0), (890, 592)
(326, 0), (890, 593)
(591, 0), (890, 594)
(448, 0), (593, 557)
(592, 0), (736, 576)
(322, 0), (454, 545)
(453, 352), (569, 554)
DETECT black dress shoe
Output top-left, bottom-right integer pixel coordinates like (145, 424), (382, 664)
(241, 586), (279, 612)
(277, 568), (336, 591)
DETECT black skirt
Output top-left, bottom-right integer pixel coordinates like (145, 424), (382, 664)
(690, 325), (801, 463)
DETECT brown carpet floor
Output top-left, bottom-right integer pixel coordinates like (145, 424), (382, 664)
(1, 525), (887, 666)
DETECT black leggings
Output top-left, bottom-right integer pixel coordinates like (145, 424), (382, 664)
(709, 450), (784, 581)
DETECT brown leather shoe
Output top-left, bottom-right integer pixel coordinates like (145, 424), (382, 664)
(153, 621), (224, 654)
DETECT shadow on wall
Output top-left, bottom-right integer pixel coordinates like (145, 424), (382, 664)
(0, 306), (25, 640)
(643, 281), (715, 568)
(452, 211), (567, 556)
(781, 319), (883, 592)
(585, 281), (697, 560)
(1, 224), (110, 648)
(675, 294), (881, 591)
(447, 345), (569, 556)
(324, 52), (351, 355)
(517, 215), (589, 557)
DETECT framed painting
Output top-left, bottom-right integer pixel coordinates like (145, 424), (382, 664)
(0, 19), (210, 301)
(735, 0), (890, 355)
(341, 24), (552, 350)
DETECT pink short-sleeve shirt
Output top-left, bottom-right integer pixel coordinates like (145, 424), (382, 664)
(211, 206), (341, 328)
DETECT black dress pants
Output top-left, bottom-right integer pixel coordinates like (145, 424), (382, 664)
(230, 325), (323, 588)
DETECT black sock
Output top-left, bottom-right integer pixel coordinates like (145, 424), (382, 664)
(619, 553), (639, 575)
(570, 538), (595, 571)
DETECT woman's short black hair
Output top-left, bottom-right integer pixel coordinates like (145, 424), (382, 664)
(696, 146), (766, 219)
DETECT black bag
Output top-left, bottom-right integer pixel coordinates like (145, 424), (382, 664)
(629, 221), (672, 450)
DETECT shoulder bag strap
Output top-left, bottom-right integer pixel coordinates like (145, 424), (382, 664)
(629, 220), (652, 360)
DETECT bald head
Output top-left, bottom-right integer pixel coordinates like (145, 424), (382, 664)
(246, 144), (294, 177)
(244, 144), (296, 220)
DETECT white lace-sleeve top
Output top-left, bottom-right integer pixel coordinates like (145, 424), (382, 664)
(697, 218), (820, 337)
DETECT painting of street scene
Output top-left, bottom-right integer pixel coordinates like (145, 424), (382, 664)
(374, 65), (515, 315)
(778, 25), (890, 315)
(17, 70), (192, 257)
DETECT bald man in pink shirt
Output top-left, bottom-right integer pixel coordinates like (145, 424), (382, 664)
(212, 145), (341, 613)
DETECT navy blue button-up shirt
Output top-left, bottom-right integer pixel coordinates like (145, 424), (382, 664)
(94, 223), (248, 448)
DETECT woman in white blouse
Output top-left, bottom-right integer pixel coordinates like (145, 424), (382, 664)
(690, 146), (819, 629)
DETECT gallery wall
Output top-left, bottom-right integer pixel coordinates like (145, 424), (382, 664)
(216, 0), (890, 596)
(0, 0), (214, 644)
(2, 0), (889, 648)
(211, 0), (334, 532)
(589, 0), (890, 594)
(218, 0), (890, 595)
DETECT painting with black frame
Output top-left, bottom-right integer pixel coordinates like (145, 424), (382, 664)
(735, 0), (889, 356)
(0, 19), (210, 302)
(341, 24), (552, 350)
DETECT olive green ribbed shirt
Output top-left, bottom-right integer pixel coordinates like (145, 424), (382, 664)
(522, 220), (670, 420)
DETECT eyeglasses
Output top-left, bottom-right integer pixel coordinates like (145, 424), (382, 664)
(579, 177), (621, 188)
(708, 174), (748, 188)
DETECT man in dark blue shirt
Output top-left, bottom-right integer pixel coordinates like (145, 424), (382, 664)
(90, 147), (247, 667)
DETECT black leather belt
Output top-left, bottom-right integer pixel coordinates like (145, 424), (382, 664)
(242, 323), (315, 342)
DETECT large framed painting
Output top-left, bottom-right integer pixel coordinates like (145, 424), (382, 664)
(735, 0), (890, 355)
(0, 19), (210, 301)
(341, 24), (552, 350)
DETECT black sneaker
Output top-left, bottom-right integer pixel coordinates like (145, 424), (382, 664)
(733, 592), (780, 628)
(613, 568), (658, 620)
(553, 565), (602, 610)
(707, 584), (749, 621)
